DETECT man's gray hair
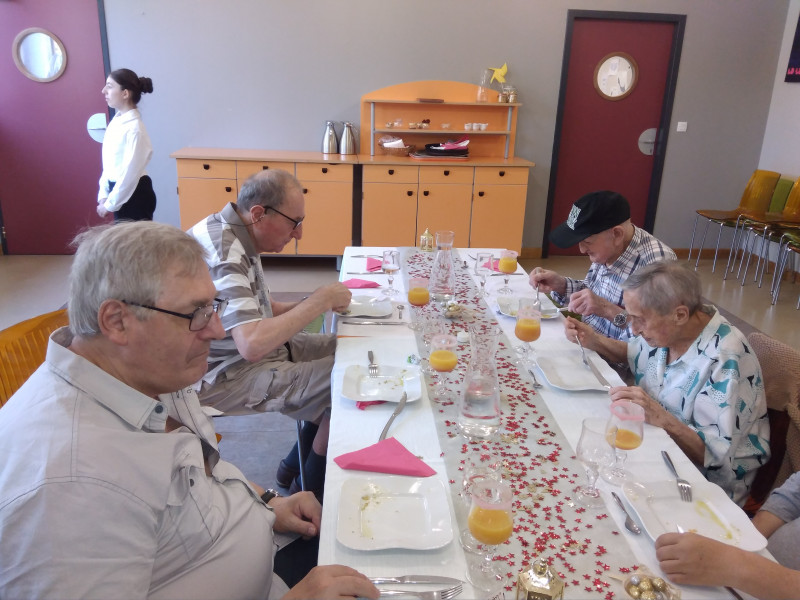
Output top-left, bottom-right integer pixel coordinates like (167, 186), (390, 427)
(237, 169), (303, 212)
(622, 261), (702, 316)
(68, 222), (207, 336)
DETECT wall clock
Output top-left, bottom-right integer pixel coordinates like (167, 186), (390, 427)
(594, 52), (638, 100)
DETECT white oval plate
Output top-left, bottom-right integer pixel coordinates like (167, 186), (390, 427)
(341, 364), (422, 403)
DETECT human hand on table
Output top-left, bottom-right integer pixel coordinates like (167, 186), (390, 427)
(282, 565), (380, 600)
(655, 532), (741, 587)
(270, 491), (321, 539)
(529, 268), (566, 295)
(311, 282), (352, 313)
(566, 288), (618, 321)
(563, 316), (601, 350)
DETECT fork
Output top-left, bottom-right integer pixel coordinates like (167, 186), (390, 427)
(662, 450), (693, 502)
(379, 584), (462, 599)
(368, 350), (379, 377)
(575, 335), (590, 367)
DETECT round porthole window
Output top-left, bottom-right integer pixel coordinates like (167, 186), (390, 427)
(12, 27), (67, 83)
(594, 52), (638, 101)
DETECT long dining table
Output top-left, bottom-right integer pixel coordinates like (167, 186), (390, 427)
(317, 246), (765, 600)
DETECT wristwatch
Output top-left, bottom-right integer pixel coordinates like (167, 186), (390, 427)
(260, 488), (282, 504)
(612, 310), (629, 328)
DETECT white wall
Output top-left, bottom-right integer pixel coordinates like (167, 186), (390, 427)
(103, 0), (789, 251)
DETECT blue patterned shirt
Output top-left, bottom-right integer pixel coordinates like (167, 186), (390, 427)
(628, 306), (770, 505)
(553, 226), (676, 340)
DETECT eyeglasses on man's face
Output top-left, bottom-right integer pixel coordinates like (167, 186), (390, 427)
(122, 298), (229, 331)
(264, 205), (304, 230)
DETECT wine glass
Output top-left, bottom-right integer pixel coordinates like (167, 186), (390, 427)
(514, 297), (541, 368)
(429, 332), (458, 402)
(497, 249), (518, 295)
(474, 252), (494, 298)
(407, 276), (429, 331)
(601, 400), (645, 486)
(420, 317), (444, 376)
(574, 417), (614, 509)
(382, 249), (400, 296)
(459, 454), (502, 508)
(462, 477), (513, 594)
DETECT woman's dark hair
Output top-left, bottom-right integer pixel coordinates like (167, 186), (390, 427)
(109, 68), (154, 106)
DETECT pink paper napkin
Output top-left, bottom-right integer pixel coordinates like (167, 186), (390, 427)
(482, 259), (501, 271)
(343, 278), (380, 289)
(366, 257), (382, 272)
(356, 400), (387, 410)
(334, 437), (436, 477)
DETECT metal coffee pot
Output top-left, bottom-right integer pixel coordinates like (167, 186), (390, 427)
(340, 122), (357, 155)
(322, 121), (339, 154)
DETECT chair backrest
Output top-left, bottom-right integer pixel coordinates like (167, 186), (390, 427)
(739, 169), (781, 213)
(775, 399), (800, 490)
(0, 309), (68, 407)
(768, 177), (795, 213)
(780, 176), (800, 220)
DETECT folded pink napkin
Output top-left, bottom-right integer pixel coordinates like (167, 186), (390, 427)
(356, 400), (387, 410)
(334, 437), (436, 477)
(343, 278), (380, 289)
(366, 257), (382, 272)
(482, 258), (501, 271)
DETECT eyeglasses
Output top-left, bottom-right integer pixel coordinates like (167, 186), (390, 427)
(122, 298), (229, 331)
(264, 205), (304, 230)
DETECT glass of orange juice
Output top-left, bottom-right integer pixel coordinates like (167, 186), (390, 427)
(474, 252), (494, 298)
(429, 332), (458, 402)
(407, 277), (429, 331)
(463, 477), (513, 593)
(497, 249), (518, 295)
(601, 400), (645, 486)
(514, 297), (541, 369)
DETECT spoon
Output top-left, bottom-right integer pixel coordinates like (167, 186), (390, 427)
(397, 304), (405, 320)
(611, 491), (641, 534)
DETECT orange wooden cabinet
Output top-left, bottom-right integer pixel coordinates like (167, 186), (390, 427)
(416, 166), (473, 246)
(470, 167), (529, 252)
(176, 159), (237, 230)
(362, 165), (419, 247)
(295, 163), (353, 255)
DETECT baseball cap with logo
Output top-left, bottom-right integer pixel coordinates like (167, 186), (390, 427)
(549, 191), (631, 248)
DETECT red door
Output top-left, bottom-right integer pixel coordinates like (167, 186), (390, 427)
(545, 13), (684, 255)
(0, 0), (107, 254)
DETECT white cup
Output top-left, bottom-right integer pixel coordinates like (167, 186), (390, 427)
(464, 123), (472, 130)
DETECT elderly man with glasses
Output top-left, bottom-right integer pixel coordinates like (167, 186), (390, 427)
(188, 169), (351, 499)
(0, 222), (378, 600)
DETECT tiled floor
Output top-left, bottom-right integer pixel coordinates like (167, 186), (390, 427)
(2, 251), (798, 492)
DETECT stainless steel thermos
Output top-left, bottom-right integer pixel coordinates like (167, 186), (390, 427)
(340, 122), (356, 155)
(322, 121), (338, 154)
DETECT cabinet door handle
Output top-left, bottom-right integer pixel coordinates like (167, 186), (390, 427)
(303, 188), (308, 194)
(225, 186), (232, 193)
(443, 170), (450, 176)
(478, 191), (485, 197)
(388, 169), (394, 175)
(499, 170), (506, 177)
(423, 190), (429, 197)
(262, 165), (269, 170)
(203, 164), (210, 170)
(407, 190), (413, 196)
(322, 167), (328, 174)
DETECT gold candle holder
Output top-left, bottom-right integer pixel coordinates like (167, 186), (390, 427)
(516, 558), (565, 600)
(419, 228), (434, 252)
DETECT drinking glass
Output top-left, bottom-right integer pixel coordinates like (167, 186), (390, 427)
(574, 417), (614, 508)
(463, 478), (513, 594)
(474, 252), (494, 298)
(420, 318), (444, 376)
(601, 400), (645, 486)
(497, 249), (518, 295)
(406, 276), (429, 331)
(459, 454), (502, 508)
(382, 249), (400, 296)
(429, 332), (458, 402)
(514, 297), (541, 368)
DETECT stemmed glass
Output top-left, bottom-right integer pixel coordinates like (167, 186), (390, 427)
(475, 252), (494, 298)
(420, 318), (444, 376)
(407, 276), (429, 331)
(514, 297), (541, 368)
(462, 477), (513, 594)
(601, 400), (645, 486)
(497, 249), (518, 295)
(574, 417), (614, 508)
(382, 249), (400, 297)
(429, 332), (458, 402)
(459, 454), (502, 508)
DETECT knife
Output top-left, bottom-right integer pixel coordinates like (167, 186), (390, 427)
(339, 320), (407, 326)
(587, 357), (612, 389)
(379, 392), (408, 441)
(350, 254), (382, 258)
(346, 271), (384, 275)
(490, 272), (525, 276)
(369, 575), (463, 586)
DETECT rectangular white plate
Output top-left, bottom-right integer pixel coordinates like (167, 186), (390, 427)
(337, 476), (453, 550)
(535, 352), (611, 391)
(338, 295), (393, 318)
(341, 364), (422, 403)
(622, 479), (768, 552)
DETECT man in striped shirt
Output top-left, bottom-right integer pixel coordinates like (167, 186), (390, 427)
(530, 191), (676, 340)
(188, 169), (352, 497)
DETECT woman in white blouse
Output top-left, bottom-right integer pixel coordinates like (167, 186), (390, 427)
(97, 68), (156, 221)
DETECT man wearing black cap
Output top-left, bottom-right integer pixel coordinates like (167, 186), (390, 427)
(530, 190), (676, 339)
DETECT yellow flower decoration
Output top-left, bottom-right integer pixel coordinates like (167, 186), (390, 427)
(490, 63), (508, 84)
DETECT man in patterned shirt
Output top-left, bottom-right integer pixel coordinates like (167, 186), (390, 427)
(188, 169), (352, 497)
(565, 261), (770, 505)
(530, 191), (676, 340)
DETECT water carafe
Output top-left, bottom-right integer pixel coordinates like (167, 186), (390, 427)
(429, 230), (455, 302)
(322, 121), (338, 154)
(458, 323), (502, 440)
(340, 122), (356, 155)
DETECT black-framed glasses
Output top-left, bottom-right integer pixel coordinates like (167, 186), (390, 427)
(264, 205), (304, 230)
(122, 298), (229, 331)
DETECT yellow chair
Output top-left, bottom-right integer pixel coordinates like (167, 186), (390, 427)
(687, 169), (781, 272)
(0, 309), (69, 407)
